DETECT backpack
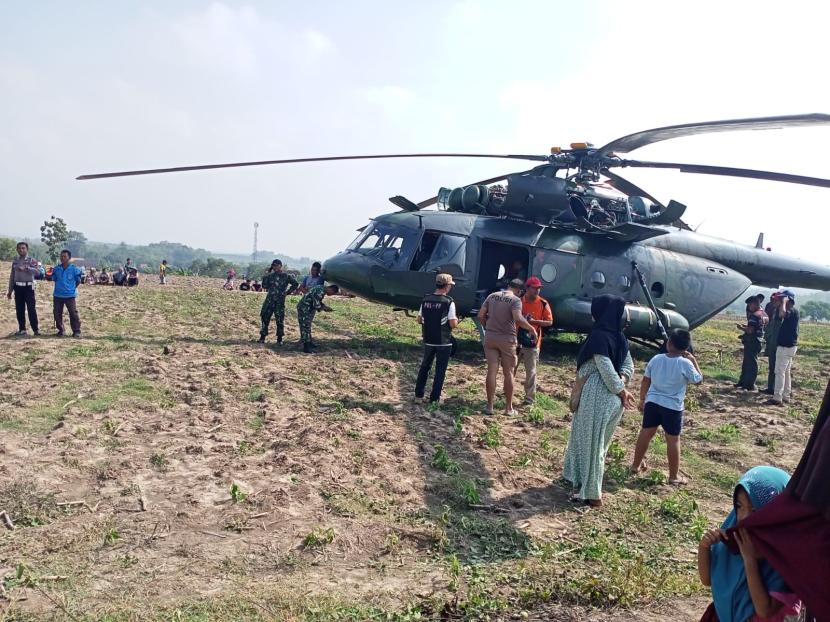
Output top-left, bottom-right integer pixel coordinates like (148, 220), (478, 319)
(518, 298), (550, 348)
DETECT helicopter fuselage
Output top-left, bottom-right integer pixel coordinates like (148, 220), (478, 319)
(322, 210), (830, 340)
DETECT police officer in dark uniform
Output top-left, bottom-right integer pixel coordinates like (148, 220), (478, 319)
(414, 273), (459, 405)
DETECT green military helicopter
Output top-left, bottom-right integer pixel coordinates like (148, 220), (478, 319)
(79, 114), (830, 346)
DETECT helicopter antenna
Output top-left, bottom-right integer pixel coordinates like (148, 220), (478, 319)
(252, 222), (259, 264)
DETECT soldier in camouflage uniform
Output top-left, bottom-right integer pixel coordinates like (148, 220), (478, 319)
(258, 259), (299, 344)
(297, 283), (339, 353)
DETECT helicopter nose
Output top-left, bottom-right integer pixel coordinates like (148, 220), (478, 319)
(322, 252), (373, 297)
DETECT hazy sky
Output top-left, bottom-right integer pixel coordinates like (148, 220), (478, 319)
(2, 1), (830, 264)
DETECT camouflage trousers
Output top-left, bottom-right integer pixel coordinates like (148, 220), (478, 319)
(260, 295), (287, 339)
(298, 308), (317, 343)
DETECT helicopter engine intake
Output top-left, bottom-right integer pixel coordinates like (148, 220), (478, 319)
(437, 173), (635, 229)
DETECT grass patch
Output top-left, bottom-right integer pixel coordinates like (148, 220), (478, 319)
(0, 481), (62, 527)
(246, 386), (266, 402)
(431, 444), (461, 474)
(303, 527), (336, 549)
(697, 423), (741, 443)
(479, 422), (502, 449)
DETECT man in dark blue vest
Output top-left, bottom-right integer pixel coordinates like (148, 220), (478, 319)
(415, 273), (459, 405)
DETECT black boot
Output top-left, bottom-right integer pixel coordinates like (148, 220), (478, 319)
(258, 335), (266, 343)
(277, 336), (283, 345)
(303, 342), (313, 354)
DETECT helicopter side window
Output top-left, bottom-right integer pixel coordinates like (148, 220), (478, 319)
(423, 234), (466, 273)
(540, 264), (557, 283)
(591, 271), (606, 289)
(651, 281), (665, 298)
(412, 231), (441, 271)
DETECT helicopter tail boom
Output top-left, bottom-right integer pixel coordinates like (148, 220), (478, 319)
(647, 231), (830, 291)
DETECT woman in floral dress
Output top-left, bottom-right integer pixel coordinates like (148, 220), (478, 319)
(563, 294), (635, 507)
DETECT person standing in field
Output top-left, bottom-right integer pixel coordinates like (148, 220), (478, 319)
(414, 273), (458, 405)
(517, 276), (553, 404)
(48, 249), (83, 337)
(159, 260), (168, 284)
(258, 259), (299, 345)
(477, 278), (536, 416)
(7, 241), (41, 336)
(630, 329), (702, 485)
(736, 294), (767, 391)
(563, 294), (635, 507)
(761, 292), (784, 395)
(765, 290), (800, 407)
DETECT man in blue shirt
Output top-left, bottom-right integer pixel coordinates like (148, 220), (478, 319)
(48, 249), (83, 337)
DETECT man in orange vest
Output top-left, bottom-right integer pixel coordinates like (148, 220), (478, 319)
(518, 276), (553, 404)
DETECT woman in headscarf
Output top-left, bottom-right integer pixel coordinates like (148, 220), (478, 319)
(697, 466), (801, 622)
(729, 380), (830, 621)
(562, 294), (635, 507)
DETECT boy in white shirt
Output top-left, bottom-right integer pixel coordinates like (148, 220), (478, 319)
(630, 330), (703, 485)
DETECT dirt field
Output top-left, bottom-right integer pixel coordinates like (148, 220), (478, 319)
(1, 267), (827, 621)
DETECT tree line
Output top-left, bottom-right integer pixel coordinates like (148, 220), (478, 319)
(0, 217), (312, 278)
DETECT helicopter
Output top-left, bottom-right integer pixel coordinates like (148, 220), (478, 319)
(78, 114), (830, 346)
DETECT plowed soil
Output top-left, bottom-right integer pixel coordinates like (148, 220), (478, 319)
(1, 266), (827, 621)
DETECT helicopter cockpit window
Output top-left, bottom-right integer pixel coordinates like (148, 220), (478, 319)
(349, 223), (418, 268)
(423, 234), (466, 273)
(347, 225), (372, 250)
(357, 231), (383, 250)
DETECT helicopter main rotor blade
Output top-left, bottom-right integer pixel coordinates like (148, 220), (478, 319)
(76, 153), (549, 180)
(597, 113), (830, 157)
(618, 159), (830, 189)
(415, 170), (535, 208)
(600, 169), (664, 207)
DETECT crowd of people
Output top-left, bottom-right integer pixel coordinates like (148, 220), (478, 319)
(414, 272), (829, 620)
(84, 264), (141, 287)
(6, 243), (828, 620)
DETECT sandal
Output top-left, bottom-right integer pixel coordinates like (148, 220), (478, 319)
(668, 477), (688, 486)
